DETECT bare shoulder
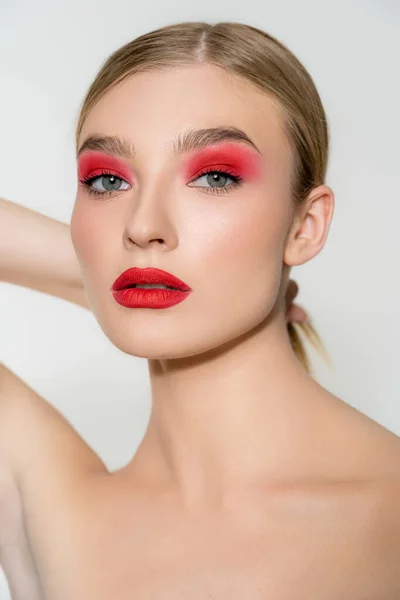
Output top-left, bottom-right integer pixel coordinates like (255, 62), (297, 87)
(363, 477), (400, 596)
(357, 412), (400, 479)
(0, 362), (107, 489)
(321, 391), (400, 593)
(319, 386), (400, 480)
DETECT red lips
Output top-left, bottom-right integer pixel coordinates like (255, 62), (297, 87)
(111, 267), (191, 292)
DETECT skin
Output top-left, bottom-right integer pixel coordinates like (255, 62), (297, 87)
(71, 63), (395, 501)
(71, 62), (338, 505)
(1, 63), (400, 598)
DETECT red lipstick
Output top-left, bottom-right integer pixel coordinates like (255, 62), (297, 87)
(111, 267), (192, 309)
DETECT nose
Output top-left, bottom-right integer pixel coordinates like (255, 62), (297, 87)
(123, 181), (177, 251)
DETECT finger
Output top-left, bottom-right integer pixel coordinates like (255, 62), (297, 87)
(286, 279), (299, 306)
(286, 303), (308, 323)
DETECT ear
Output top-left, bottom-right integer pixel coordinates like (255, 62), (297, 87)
(284, 184), (334, 267)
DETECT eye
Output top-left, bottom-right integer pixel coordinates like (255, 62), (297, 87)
(80, 171), (131, 197)
(187, 169), (243, 195)
(79, 167), (243, 198)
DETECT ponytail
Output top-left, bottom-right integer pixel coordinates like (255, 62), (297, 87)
(287, 318), (332, 377)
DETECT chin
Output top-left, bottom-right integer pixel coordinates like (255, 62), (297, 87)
(91, 314), (234, 361)
(99, 331), (219, 360)
(88, 291), (267, 361)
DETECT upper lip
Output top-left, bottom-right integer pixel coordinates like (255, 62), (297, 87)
(111, 267), (191, 292)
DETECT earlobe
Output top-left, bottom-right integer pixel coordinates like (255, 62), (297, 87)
(284, 185), (334, 267)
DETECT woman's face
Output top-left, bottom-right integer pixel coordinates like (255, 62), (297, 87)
(71, 63), (297, 359)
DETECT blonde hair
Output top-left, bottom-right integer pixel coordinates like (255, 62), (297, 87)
(75, 21), (332, 376)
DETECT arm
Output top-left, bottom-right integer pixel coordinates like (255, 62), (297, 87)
(0, 198), (90, 310)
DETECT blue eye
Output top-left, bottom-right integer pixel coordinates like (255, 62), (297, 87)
(188, 170), (243, 194)
(79, 168), (243, 198)
(80, 172), (131, 197)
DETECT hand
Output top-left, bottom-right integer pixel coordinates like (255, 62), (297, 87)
(285, 280), (308, 324)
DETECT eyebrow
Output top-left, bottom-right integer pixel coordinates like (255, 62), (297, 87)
(76, 127), (261, 160)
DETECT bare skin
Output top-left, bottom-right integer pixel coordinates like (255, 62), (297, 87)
(1, 63), (400, 598)
(1, 361), (400, 599)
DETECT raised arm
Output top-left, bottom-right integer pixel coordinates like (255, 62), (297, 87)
(0, 198), (89, 310)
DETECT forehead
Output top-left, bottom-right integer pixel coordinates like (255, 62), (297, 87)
(78, 64), (291, 165)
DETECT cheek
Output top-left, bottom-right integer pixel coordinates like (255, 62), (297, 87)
(197, 190), (287, 269)
(191, 190), (289, 319)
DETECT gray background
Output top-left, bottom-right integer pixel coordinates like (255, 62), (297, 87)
(1, 0), (399, 595)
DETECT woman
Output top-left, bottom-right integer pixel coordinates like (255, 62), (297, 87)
(1, 20), (399, 599)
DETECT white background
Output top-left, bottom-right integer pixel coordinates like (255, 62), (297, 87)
(1, 0), (399, 595)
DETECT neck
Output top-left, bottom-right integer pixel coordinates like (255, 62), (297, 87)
(129, 315), (331, 510)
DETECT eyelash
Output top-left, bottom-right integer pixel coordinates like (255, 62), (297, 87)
(79, 167), (244, 198)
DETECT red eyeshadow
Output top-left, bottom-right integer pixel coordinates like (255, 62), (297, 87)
(77, 151), (133, 182)
(181, 143), (264, 181)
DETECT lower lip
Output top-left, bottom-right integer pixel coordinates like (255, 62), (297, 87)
(111, 287), (191, 308)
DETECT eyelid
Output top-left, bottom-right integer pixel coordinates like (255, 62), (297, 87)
(77, 152), (133, 182)
(79, 163), (244, 198)
(188, 164), (239, 181)
(80, 169), (131, 187)
(181, 143), (263, 181)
